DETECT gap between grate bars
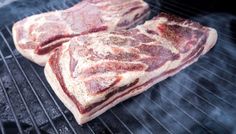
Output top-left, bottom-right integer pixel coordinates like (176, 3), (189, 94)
(148, 0), (236, 41)
(0, 0), (234, 133)
(1, 4), (154, 134)
(12, 4), (176, 134)
(0, 3), (187, 134)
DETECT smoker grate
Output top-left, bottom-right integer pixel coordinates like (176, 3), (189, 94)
(0, 0), (236, 133)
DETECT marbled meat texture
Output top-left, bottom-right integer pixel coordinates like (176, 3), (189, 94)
(44, 13), (218, 125)
(12, 0), (150, 66)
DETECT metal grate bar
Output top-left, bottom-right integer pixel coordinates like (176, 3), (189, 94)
(150, 0), (236, 41)
(4, 1), (235, 133)
(5, 7), (109, 133)
(56, 3), (67, 9)
(192, 66), (235, 103)
(171, 77), (228, 112)
(66, 0), (78, 7)
(182, 70), (236, 109)
(149, 86), (211, 133)
(198, 58), (236, 91)
(11, 5), (190, 134)
(103, 102), (155, 134)
(60, 2), (69, 9)
(47, 6), (140, 134)
(6, 9), (83, 133)
(6, 51), (230, 75)
(119, 103), (153, 134)
(164, 0), (228, 19)
(0, 79), (23, 134)
(40, 7), (112, 134)
(131, 98), (173, 134)
(199, 58), (236, 86)
(39, 7), (49, 13)
(169, 76), (235, 115)
(168, 77), (234, 132)
(105, 105), (139, 134)
(0, 32), (59, 134)
(5, 18), (94, 134)
(49, 4), (173, 133)
(162, 81), (230, 132)
(195, 64), (236, 90)
(4, 25), (78, 134)
(97, 116), (120, 134)
(214, 49), (236, 63)
(7, 7), (146, 133)
(109, 109), (134, 134)
(0, 43), (41, 134)
(34, 7), (113, 133)
(149, 2), (235, 45)
(142, 93), (192, 133)
(30, 64), (78, 134)
(56, 3), (65, 10)
(0, 118), (5, 134)
(119, 96), (170, 133)
(184, 70), (236, 107)
(215, 39), (236, 53)
(162, 0), (236, 36)
(189, 66), (236, 100)
(208, 55), (236, 70)
(86, 123), (96, 134)
(35, 110), (72, 131)
(200, 58), (236, 80)
(50, 6), (60, 11)
(13, 0), (236, 73)
(97, 117), (114, 134)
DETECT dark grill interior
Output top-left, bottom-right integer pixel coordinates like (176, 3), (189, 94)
(0, 0), (236, 134)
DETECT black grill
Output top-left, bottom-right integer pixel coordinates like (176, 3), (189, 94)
(0, 0), (236, 134)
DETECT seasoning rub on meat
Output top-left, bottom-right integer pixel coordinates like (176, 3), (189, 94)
(45, 13), (218, 125)
(12, 0), (150, 66)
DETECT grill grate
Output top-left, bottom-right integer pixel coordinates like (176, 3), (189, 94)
(0, 0), (236, 133)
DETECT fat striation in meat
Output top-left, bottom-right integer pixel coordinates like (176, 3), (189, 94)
(44, 13), (218, 125)
(12, 0), (150, 66)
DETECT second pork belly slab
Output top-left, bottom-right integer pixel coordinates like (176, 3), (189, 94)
(44, 13), (217, 125)
(12, 0), (150, 66)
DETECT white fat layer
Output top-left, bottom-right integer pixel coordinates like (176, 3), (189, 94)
(44, 27), (217, 124)
(16, 0), (149, 53)
(61, 53), (182, 108)
(43, 10), (217, 125)
(60, 43), (116, 106)
(59, 26), (210, 107)
(60, 40), (190, 108)
(59, 13), (212, 107)
(20, 11), (63, 45)
(60, 46), (89, 105)
(134, 18), (181, 54)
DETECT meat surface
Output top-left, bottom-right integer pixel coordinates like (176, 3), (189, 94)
(12, 0), (150, 66)
(44, 13), (217, 125)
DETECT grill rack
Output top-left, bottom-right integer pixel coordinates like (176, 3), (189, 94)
(0, 0), (236, 133)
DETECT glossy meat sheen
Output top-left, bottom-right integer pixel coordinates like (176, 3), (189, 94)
(12, 0), (150, 66)
(45, 12), (218, 125)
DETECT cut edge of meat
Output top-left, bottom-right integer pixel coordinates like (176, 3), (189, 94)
(202, 28), (218, 55)
(45, 61), (163, 125)
(44, 27), (217, 125)
(15, 43), (51, 66)
(12, 24), (50, 66)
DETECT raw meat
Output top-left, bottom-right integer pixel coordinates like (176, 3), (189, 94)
(44, 13), (217, 125)
(12, 0), (150, 66)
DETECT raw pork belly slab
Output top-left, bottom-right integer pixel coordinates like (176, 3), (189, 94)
(45, 13), (217, 125)
(12, 0), (150, 66)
